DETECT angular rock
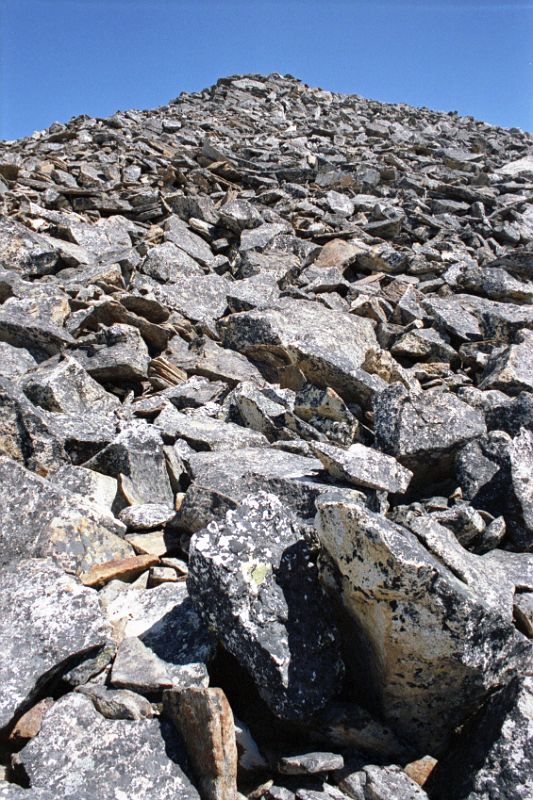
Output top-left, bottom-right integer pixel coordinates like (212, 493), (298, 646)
(374, 384), (486, 474)
(220, 298), (379, 401)
(84, 421), (174, 505)
(18, 693), (200, 800)
(22, 356), (120, 415)
(165, 687), (238, 800)
(311, 442), (412, 494)
(0, 558), (110, 730)
(188, 492), (344, 720)
(316, 496), (531, 752)
(0, 456), (131, 574)
(426, 675), (533, 800)
(278, 753), (344, 775)
(101, 581), (215, 693)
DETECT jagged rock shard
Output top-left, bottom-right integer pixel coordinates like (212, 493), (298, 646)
(187, 492), (344, 720)
(18, 693), (200, 800)
(165, 687), (238, 800)
(316, 496), (531, 752)
(0, 558), (110, 731)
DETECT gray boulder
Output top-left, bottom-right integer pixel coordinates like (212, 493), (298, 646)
(427, 675), (533, 799)
(18, 693), (199, 800)
(0, 558), (110, 730)
(188, 492), (344, 720)
(316, 496), (531, 752)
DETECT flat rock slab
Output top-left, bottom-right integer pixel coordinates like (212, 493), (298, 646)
(0, 558), (110, 730)
(18, 693), (200, 800)
(188, 492), (344, 720)
(178, 446), (328, 531)
(316, 496), (531, 752)
(278, 752), (345, 775)
(0, 456), (132, 574)
(311, 441), (412, 494)
(155, 404), (268, 450)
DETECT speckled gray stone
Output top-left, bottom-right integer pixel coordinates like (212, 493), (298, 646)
(188, 492), (344, 720)
(18, 693), (200, 800)
(0, 558), (110, 730)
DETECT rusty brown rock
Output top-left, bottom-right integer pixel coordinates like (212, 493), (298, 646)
(80, 554), (160, 588)
(164, 687), (238, 800)
(404, 756), (437, 787)
(8, 698), (54, 743)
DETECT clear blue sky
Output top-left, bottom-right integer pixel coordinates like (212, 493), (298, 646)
(1, 0), (532, 140)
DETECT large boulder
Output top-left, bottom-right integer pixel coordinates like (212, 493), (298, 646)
(188, 492), (344, 720)
(0, 558), (110, 731)
(219, 298), (381, 402)
(17, 693), (200, 800)
(316, 496), (531, 752)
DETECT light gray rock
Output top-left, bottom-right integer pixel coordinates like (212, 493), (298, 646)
(18, 693), (200, 800)
(427, 675), (533, 800)
(278, 752), (345, 775)
(188, 492), (344, 720)
(316, 496), (531, 752)
(311, 442), (412, 494)
(0, 558), (110, 730)
(22, 356), (120, 415)
(101, 581), (215, 694)
(155, 404), (268, 450)
(119, 503), (176, 530)
(219, 298), (380, 402)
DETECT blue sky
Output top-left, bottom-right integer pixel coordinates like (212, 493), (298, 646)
(1, 0), (532, 140)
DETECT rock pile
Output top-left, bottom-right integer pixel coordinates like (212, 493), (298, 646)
(0, 73), (531, 800)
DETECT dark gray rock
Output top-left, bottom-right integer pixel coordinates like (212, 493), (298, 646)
(188, 492), (344, 720)
(18, 693), (200, 800)
(427, 675), (533, 800)
(0, 456), (131, 574)
(0, 558), (110, 730)
(84, 421), (174, 505)
(374, 384), (486, 474)
(155, 403), (269, 450)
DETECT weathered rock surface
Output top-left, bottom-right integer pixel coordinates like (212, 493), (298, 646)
(427, 675), (533, 800)
(316, 496), (531, 752)
(188, 493), (344, 720)
(0, 558), (110, 730)
(17, 693), (200, 800)
(165, 687), (238, 800)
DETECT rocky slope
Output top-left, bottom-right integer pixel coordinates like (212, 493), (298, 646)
(0, 73), (532, 800)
